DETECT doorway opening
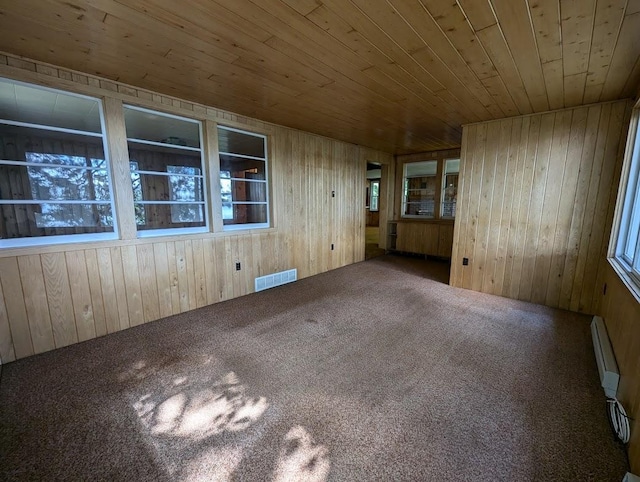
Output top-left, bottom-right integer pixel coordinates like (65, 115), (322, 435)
(365, 162), (385, 260)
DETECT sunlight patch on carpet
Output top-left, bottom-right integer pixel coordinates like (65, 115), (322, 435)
(272, 425), (330, 482)
(133, 371), (268, 440)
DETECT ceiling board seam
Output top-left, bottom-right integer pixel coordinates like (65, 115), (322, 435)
(523, 0), (546, 72)
(523, 0), (556, 109)
(484, 0), (537, 113)
(599, 0), (635, 99)
(237, 0), (463, 137)
(578, 0), (600, 105)
(393, 0), (506, 117)
(530, 0), (564, 109)
(456, 0), (525, 114)
(308, 0), (473, 131)
(344, 0), (490, 121)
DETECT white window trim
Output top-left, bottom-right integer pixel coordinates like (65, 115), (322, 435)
(611, 106), (640, 300)
(0, 232), (118, 249)
(441, 158), (460, 220)
(223, 222), (270, 231)
(137, 226), (209, 238)
(0, 83), (119, 248)
(218, 125), (270, 231)
(401, 166), (437, 220)
(123, 104), (210, 237)
(369, 180), (380, 212)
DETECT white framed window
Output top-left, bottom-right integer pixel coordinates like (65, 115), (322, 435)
(614, 110), (640, 289)
(217, 126), (269, 230)
(441, 159), (460, 219)
(123, 105), (208, 237)
(0, 77), (117, 248)
(402, 160), (437, 218)
(369, 180), (380, 212)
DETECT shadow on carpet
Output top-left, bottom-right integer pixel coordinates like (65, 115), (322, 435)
(0, 255), (628, 481)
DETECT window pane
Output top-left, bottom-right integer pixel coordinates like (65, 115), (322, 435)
(167, 166), (203, 203)
(170, 204), (204, 224)
(133, 172), (203, 203)
(124, 106), (200, 149)
(406, 160), (437, 177)
(0, 78), (102, 133)
(1, 203), (113, 239)
(219, 154), (266, 180)
(442, 159), (459, 218)
(404, 175), (436, 217)
(444, 159), (460, 174)
(128, 143), (203, 171)
(0, 125), (105, 163)
(218, 127), (269, 229)
(370, 180), (380, 212)
(135, 203), (205, 230)
(125, 107), (207, 234)
(18, 165), (110, 203)
(167, 166), (203, 223)
(402, 160), (437, 218)
(0, 80), (114, 244)
(222, 203), (267, 226)
(218, 127), (266, 158)
(225, 180), (267, 203)
(0, 164), (107, 203)
(129, 161), (146, 225)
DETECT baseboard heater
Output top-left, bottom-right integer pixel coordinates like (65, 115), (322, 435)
(255, 268), (297, 292)
(591, 316), (619, 398)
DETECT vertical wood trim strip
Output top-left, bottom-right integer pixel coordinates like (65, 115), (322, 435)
(103, 97), (136, 240)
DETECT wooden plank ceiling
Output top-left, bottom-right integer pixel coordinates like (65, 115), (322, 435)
(0, 0), (639, 154)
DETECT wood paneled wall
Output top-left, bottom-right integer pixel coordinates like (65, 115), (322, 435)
(394, 221), (454, 258)
(451, 100), (632, 314)
(598, 262), (640, 472)
(0, 55), (392, 363)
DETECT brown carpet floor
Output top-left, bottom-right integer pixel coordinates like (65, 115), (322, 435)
(0, 255), (628, 481)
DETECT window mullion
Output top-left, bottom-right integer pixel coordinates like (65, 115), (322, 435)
(103, 97), (136, 240)
(205, 119), (224, 232)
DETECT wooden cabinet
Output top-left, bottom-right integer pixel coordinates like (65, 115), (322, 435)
(390, 220), (454, 258)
